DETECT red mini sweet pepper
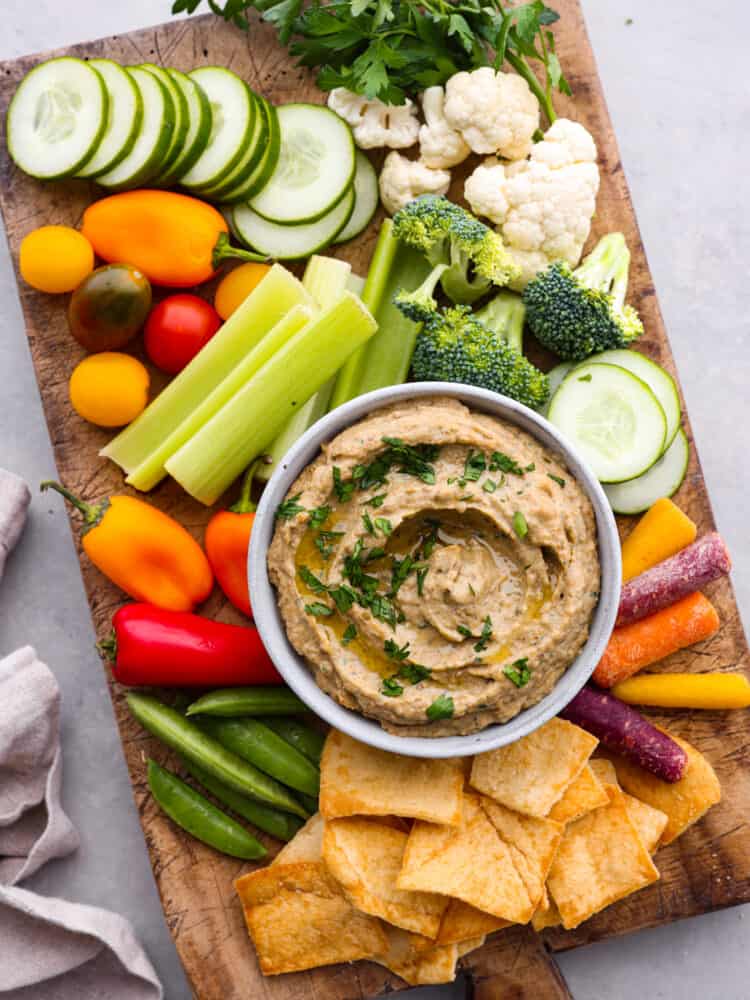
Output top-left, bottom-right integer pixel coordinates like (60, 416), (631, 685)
(101, 603), (282, 687)
(204, 461), (260, 618)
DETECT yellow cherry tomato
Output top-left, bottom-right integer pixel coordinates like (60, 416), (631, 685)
(214, 262), (271, 320)
(69, 353), (149, 428)
(20, 225), (94, 293)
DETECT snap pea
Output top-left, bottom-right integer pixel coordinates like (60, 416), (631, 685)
(296, 792), (320, 815)
(186, 686), (308, 718)
(147, 760), (267, 861)
(199, 717), (320, 798)
(127, 693), (308, 819)
(258, 716), (326, 765)
(179, 756), (304, 843)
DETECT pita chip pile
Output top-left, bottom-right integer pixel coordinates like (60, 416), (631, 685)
(235, 720), (721, 984)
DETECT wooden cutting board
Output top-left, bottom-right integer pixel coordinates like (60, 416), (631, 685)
(1, 5), (749, 998)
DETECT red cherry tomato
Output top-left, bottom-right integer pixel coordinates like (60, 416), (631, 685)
(144, 294), (222, 374)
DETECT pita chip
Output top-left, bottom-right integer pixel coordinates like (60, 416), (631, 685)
(437, 898), (510, 945)
(374, 924), (461, 985)
(548, 765), (609, 824)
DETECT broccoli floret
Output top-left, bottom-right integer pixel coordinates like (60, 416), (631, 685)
(474, 290), (526, 355)
(393, 263), (448, 324)
(522, 233), (644, 361)
(393, 195), (520, 305)
(409, 303), (549, 411)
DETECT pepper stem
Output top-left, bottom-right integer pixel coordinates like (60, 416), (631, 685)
(230, 459), (261, 514)
(40, 480), (105, 527)
(97, 633), (118, 663)
(212, 231), (269, 269)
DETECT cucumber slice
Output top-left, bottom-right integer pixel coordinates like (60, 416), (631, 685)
(218, 100), (280, 204)
(97, 67), (175, 190)
(75, 59), (142, 178)
(540, 361), (574, 417)
(137, 64), (188, 181)
(587, 349), (681, 452)
(548, 362), (667, 483)
(334, 151), (378, 244)
(7, 57), (108, 179)
(604, 428), (689, 515)
(179, 68), (255, 189)
(232, 187), (354, 259)
(155, 69), (212, 186)
(200, 91), (268, 201)
(249, 103), (355, 224)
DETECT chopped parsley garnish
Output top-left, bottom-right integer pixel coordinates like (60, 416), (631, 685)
(304, 602), (333, 617)
(364, 546), (387, 563)
(329, 584), (357, 614)
(504, 658), (531, 687)
(298, 565), (327, 594)
(399, 662), (431, 684)
(364, 493), (387, 508)
(381, 437), (439, 484)
(384, 639), (411, 662)
(381, 677), (404, 697)
(489, 452), (525, 476)
(309, 505), (331, 529)
(342, 623), (357, 645)
(332, 467), (354, 502)
(374, 516), (393, 536)
(512, 511), (529, 540)
(367, 593), (398, 628)
(525, 463), (536, 472)
(458, 493), (474, 501)
(420, 521), (440, 560)
(315, 530), (344, 560)
(547, 473), (566, 488)
(578, 373), (592, 382)
(389, 554), (415, 597)
(463, 450), (487, 482)
(458, 616), (493, 653)
(362, 512), (375, 534)
(426, 694), (455, 721)
(276, 493), (305, 519)
(482, 479), (498, 494)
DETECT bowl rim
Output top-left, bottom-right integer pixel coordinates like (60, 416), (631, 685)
(248, 381), (621, 759)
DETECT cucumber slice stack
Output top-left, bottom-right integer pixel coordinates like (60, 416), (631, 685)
(545, 348), (687, 514)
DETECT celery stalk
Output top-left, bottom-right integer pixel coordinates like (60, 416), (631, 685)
(101, 265), (310, 477)
(328, 220), (400, 410)
(255, 255), (353, 484)
(126, 303), (315, 491)
(165, 292), (377, 505)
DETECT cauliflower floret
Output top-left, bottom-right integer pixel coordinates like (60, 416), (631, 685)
(418, 86), (471, 169)
(443, 67), (539, 159)
(464, 157), (508, 225)
(378, 152), (450, 216)
(464, 118), (600, 288)
(327, 88), (419, 150)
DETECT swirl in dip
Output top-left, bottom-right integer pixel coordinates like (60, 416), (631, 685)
(268, 397), (600, 737)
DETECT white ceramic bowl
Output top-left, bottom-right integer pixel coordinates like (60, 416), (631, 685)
(248, 382), (621, 758)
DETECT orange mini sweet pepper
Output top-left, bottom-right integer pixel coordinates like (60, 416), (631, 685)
(41, 480), (213, 611)
(81, 190), (265, 288)
(204, 462), (259, 618)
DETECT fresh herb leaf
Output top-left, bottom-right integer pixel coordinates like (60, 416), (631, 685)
(364, 493), (387, 508)
(389, 554), (415, 596)
(458, 493), (474, 502)
(332, 467), (354, 502)
(315, 529), (344, 560)
(381, 437), (439, 484)
(426, 693), (454, 721)
(398, 662), (431, 684)
(362, 512), (375, 534)
(513, 511), (529, 540)
(381, 676), (404, 697)
(374, 516), (393, 536)
(489, 452), (525, 476)
(304, 601), (334, 617)
(309, 505), (331, 529)
(276, 493), (305, 519)
(384, 639), (411, 662)
(367, 593), (398, 628)
(504, 658), (531, 687)
(299, 565), (327, 594)
(475, 616), (493, 653)
(482, 478), (498, 494)
(525, 463), (536, 472)
(330, 584), (357, 614)
(463, 450), (487, 482)
(342, 623), (357, 645)
(547, 473), (566, 488)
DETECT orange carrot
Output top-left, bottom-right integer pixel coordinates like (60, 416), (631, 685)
(593, 592), (720, 688)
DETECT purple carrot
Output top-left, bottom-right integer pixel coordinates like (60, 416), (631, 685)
(617, 532), (731, 627)
(560, 685), (688, 782)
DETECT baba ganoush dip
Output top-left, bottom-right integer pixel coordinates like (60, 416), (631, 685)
(268, 397), (600, 737)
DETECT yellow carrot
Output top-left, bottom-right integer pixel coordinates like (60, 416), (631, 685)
(621, 498), (697, 582)
(613, 672), (750, 710)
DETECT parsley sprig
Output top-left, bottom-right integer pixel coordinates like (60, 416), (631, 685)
(457, 615), (494, 653)
(172, 0), (569, 117)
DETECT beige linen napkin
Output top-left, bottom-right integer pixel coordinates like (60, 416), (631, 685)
(0, 472), (163, 999)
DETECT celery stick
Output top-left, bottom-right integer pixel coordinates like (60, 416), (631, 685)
(101, 265), (310, 477)
(166, 293), (377, 505)
(347, 273), (366, 297)
(255, 255), (353, 484)
(126, 304), (315, 491)
(329, 220), (400, 410)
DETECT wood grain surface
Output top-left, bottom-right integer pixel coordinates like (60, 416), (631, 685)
(1, 5), (748, 999)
